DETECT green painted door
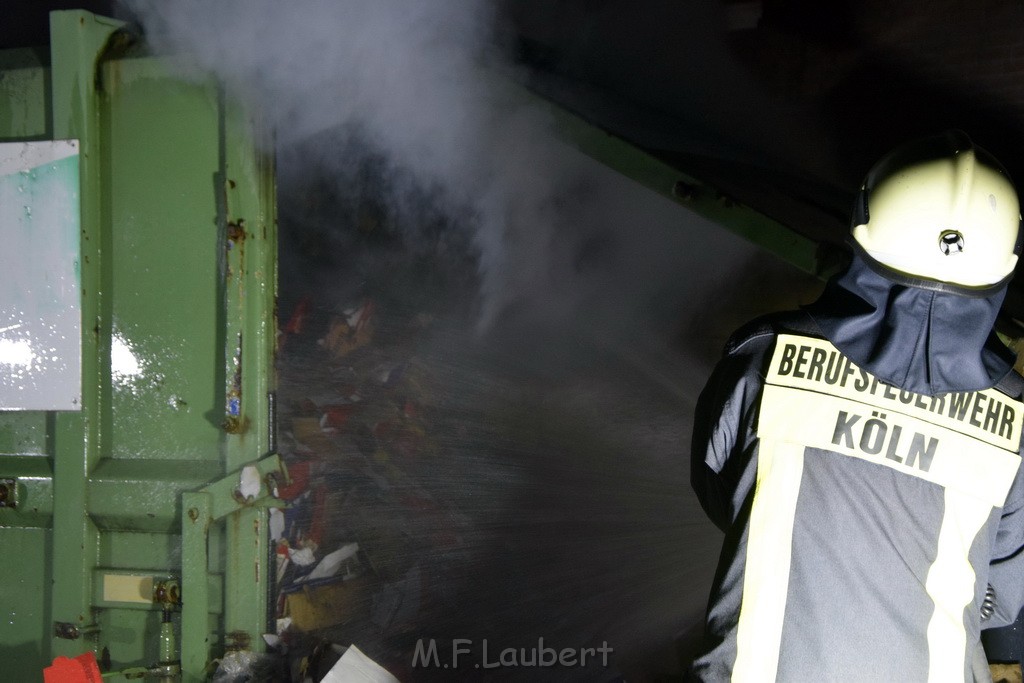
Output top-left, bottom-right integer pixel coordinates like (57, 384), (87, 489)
(0, 11), (277, 682)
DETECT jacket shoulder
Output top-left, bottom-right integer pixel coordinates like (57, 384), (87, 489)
(996, 369), (1024, 401)
(723, 310), (823, 356)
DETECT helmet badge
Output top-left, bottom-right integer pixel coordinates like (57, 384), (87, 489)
(939, 230), (965, 255)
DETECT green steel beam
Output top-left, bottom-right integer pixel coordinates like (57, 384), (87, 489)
(507, 82), (832, 278)
(87, 459), (223, 532)
(180, 455), (285, 681)
(181, 491), (213, 683)
(218, 92), (278, 651)
(558, 117), (822, 275)
(201, 456), (286, 522)
(47, 10), (125, 661)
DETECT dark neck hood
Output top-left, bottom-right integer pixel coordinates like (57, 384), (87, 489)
(804, 248), (1015, 396)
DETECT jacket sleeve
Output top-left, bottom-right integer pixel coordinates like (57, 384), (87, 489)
(690, 335), (769, 532)
(985, 459), (1024, 628)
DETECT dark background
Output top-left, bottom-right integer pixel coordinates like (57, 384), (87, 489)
(10, 0), (1024, 264)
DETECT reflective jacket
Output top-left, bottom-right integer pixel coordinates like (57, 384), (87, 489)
(690, 252), (1024, 683)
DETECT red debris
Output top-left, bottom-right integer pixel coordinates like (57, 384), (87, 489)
(43, 652), (102, 683)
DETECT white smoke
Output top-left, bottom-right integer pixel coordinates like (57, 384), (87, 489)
(122, 0), (638, 327)
(116, 4), (824, 675)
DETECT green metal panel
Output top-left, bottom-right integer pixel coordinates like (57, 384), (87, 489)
(0, 10), (278, 681)
(101, 57), (224, 462)
(0, 526), (51, 680)
(0, 48), (50, 141)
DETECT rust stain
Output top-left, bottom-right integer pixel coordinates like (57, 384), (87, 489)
(254, 518), (261, 583)
(227, 219), (247, 244)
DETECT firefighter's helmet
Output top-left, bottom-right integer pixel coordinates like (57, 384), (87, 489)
(852, 130), (1021, 289)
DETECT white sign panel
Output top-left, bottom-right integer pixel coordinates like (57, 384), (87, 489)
(0, 140), (81, 411)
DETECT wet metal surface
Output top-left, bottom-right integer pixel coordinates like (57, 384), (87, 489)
(0, 140), (81, 410)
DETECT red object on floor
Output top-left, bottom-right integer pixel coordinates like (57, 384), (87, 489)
(308, 484), (327, 547)
(278, 459), (311, 500)
(321, 403), (357, 431)
(284, 296), (311, 334)
(43, 651), (102, 683)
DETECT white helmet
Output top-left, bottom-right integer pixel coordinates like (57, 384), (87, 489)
(852, 130), (1022, 289)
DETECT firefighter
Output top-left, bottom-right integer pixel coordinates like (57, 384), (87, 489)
(690, 130), (1024, 682)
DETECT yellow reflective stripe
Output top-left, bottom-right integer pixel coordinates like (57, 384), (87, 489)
(758, 384), (1020, 508)
(925, 488), (991, 683)
(744, 333), (1017, 680)
(767, 334), (1024, 452)
(733, 440), (804, 682)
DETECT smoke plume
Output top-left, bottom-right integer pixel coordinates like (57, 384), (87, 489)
(119, 1), (821, 679)
(124, 0), (631, 327)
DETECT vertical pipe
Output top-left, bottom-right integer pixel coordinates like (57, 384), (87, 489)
(158, 608), (179, 683)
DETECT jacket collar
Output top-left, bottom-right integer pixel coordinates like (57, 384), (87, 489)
(804, 248), (1015, 396)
